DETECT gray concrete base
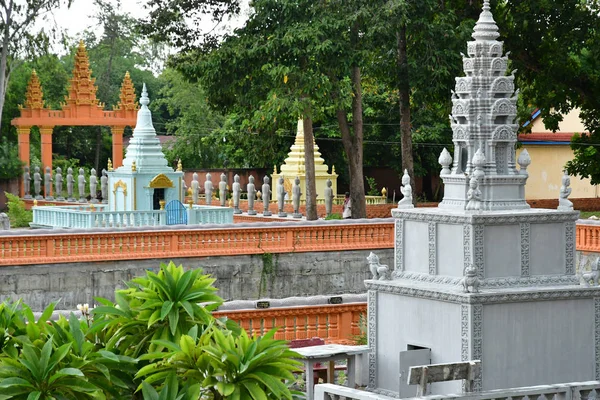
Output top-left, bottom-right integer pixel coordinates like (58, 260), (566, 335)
(0, 249), (393, 311)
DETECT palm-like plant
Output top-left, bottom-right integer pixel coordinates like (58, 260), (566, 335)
(92, 261), (223, 358)
(137, 326), (303, 400)
(0, 339), (100, 399)
(47, 313), (138, 398)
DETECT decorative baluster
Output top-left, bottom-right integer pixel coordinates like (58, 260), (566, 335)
(274, 316), (285, 340)
(282, 316), (295, 341)
(263, 315), (274, 335)
(251, 317), (263, 337)
(329, 312), (339, 342)
(316, 313), (327, 340)
(240, 317), (251, 334)
(306, 314), (317, 339)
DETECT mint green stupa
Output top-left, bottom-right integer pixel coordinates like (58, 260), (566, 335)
(108, 84), (183, 211)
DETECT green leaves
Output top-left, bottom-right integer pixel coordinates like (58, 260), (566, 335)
(92, 262), (223, 357)
(1, 263), (303, 400)
(0, 339), (100, 399)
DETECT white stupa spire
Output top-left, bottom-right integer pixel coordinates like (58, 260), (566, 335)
(472, 0), (500, 42)
(118, 83), (172, 172)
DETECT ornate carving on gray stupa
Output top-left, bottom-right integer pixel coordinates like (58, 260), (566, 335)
(579, 257), (600, 287)
(292, 176), (302, 218)
(277, 175), (286, 217)
(262, 176), (272, 216)
(247, 175), (256, 215)
(44, 166), (53, 201)
(55, 167), (64, 201)
(439, 1), (528, 211)
(367, 3), (587, 396)
(461, 265), (480, 293)
(78, 168), (86, 202)
(367, 252), (389, 281)
(204, 173), (213, 205)
(33, 166), (42, 200)
(397, 169), (414, 209)
(66, 167), (75, 202)
(558, 170), (573, 211)
(89, 168), (98, 203)
(324, 178), (333, 217)
(232, 174), (242, 214)
(219, 173), (227, 207)
(23, 166), (31, 199)
(191, 172), (199, 204)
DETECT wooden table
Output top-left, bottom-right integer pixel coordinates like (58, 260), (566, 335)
(293, 344), (369, 400)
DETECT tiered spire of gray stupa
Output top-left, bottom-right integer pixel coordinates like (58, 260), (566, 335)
(439, 0), (530, 211)
(118, 83), (172, 173)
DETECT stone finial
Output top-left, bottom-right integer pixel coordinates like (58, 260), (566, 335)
(107, 158), (113, 171)
(472, 0), (500, 42)
(177, 159), (182, 172)
(140, 83), (149, 107)
(131, 161), (137, 172)
(381, 187), (387, 198)
(397, 169), (414, 209)
(367, 252), (389, 281)
(332, 165), (336, 175)
(439, 148), (452, 175)
(518, 149), (531, 175)
(558, 170), (573, 211)
(461, 265), (480, 293)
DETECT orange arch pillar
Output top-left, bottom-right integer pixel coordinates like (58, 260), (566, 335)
(17, 126), (31, 197)
(111, 126), (125, 169)
(39, 126), (54, 197)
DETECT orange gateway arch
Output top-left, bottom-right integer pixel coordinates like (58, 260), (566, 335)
(11, 40), (138, 196)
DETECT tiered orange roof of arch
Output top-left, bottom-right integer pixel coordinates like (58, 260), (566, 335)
(12, 41), (139, 195)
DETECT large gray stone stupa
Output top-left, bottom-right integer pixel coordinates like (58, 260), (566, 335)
(366, 2), (596, 397)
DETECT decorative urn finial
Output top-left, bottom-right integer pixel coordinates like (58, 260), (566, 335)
(439, 148), (453, 175)
(177, 158), (182, 172)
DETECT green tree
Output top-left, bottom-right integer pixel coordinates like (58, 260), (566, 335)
(0, 0), (72, 135)
(154, 68), (225, 168)
(491, 0), (600, 181)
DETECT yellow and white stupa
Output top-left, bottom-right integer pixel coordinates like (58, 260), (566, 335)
(272, 119), (338, 201)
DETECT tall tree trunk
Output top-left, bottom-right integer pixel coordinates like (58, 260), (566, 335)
(350, 65), (366, 219)
(0, 0), (13, 135)
(397, 23), (416, 205)
(303, 116), (318, 220)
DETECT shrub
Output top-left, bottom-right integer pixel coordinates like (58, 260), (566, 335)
(4, 192), (32, 228)
(0, 262), (304, 399)
(325, 213), (342, 220)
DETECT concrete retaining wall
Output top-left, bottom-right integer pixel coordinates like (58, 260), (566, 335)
(0, 249), (393, 311)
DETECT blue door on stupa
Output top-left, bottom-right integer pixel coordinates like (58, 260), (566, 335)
(165, 200), (187, 225)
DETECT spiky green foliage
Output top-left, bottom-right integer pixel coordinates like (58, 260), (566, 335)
(137, 326), (303, 400)
(92, 261), (223, 358)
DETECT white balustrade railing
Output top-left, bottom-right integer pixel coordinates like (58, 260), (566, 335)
(32, 204), (234, 228)
(33, 207), (166, 228)
(314, 381), (600, 400)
